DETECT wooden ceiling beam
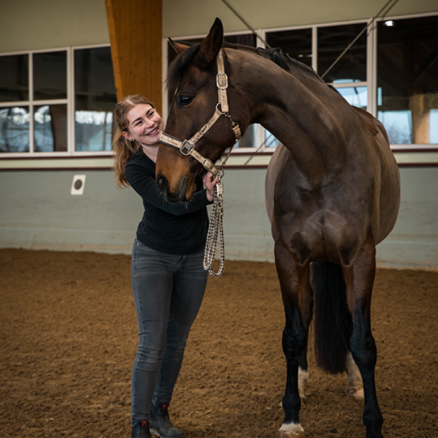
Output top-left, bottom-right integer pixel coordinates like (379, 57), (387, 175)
(105, 0), (162, 113)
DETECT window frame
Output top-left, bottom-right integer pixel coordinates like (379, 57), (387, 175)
(0, 43), (115, 158)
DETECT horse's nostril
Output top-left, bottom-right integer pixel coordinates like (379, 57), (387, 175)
(178, 177), (188, 201)
(157, 174), (168, 193)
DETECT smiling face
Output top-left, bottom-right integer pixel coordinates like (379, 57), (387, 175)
(123, 103), (164, 148)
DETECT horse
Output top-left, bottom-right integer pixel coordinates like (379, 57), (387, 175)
(156, 18), (400, 438)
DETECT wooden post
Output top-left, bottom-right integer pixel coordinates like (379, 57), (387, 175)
(105, 0), (162, 113)
(409, 94), (434, 144)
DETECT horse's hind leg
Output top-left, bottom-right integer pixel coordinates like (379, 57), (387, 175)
(275, 238), (312, 437)
(345, 351), (364, 399)
(343, 234), (384, 438)
(298, 339), (310, 400)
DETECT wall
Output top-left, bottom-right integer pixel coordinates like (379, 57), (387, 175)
(162, 0), (438, 37)
(0, 0), (109, 53)
(0, 167), (437, 270)
(376, 168), (438, 270)
(0, 170), (141, 253)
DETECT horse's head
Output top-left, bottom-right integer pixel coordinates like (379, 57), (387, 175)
(157, 18), (250, 201)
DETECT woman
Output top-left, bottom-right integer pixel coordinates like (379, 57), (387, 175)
(113, 95), (217, 438)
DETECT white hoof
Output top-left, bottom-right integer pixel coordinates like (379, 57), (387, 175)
(279, 422), (305, 437)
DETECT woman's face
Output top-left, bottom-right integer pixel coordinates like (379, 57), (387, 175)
(123, 103), (164, 147)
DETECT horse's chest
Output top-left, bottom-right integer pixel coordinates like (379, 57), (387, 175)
(273, 201), (367, 265)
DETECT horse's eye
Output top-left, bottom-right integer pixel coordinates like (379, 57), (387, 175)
(179, 96), (193, 106)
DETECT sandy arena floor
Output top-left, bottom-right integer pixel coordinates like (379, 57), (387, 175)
(1, 249), (437, 437)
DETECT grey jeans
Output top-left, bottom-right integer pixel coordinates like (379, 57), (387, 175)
(130, 239), (208, 425)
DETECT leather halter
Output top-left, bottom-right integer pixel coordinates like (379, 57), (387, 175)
(159, 50), (241, 179)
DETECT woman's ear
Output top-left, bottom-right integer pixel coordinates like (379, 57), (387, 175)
(122, 131), (133, 141)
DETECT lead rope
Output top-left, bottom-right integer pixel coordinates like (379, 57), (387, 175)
(203, 180), (225, 277)
(202, 142), (235, 277)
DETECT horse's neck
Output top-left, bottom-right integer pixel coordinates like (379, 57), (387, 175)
(230, 50), (351, 185)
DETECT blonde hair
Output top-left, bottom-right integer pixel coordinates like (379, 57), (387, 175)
(112, 94), (155, 188)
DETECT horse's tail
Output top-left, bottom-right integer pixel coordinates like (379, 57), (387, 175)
(312, 261), (352, 374)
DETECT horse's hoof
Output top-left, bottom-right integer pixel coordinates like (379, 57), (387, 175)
(346, 385), (364, 400)
(279, 423), (305, 437)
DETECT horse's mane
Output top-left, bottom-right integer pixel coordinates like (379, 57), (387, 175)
(166, 41), (325, 92)
(253, 45), (325, 83)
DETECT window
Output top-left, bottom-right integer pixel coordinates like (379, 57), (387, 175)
(318, 23), (367, 84)
(0, 45), (116, 156)
(377, 15), (438, 145)
(74, 47), (117, 152)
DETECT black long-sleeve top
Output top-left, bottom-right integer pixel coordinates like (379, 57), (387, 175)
(125, 149), (212, 255)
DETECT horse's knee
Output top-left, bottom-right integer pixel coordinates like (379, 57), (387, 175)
(282, 323), (307, 359)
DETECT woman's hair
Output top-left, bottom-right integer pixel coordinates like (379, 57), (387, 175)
(112, 94), (155, 188)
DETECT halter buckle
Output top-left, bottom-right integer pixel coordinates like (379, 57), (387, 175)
(181, 140), (195, 156)
(216, 73), (228, 89)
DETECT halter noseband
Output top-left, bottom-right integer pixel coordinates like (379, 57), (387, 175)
(159, 50), (241, 179)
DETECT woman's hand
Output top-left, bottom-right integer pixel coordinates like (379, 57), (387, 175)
(203, 172), (219, 202)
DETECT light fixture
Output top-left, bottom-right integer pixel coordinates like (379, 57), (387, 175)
(384, 20), (394, 27)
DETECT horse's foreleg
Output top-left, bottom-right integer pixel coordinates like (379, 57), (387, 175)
(343, 235), (384, 438)
(275, 239), (312, 437)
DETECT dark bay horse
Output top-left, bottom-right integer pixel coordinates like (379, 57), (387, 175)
(156, 18), (400, 438)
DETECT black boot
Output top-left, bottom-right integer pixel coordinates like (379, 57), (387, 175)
(132, 420), (151, 438)
(150, 404), (185, 438)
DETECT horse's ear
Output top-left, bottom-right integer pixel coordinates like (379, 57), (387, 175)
(195, 17), (223, 69)
(169, 38), (189, 55)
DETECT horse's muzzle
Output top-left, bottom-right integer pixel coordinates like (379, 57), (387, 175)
(157, 173), (188, 202)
